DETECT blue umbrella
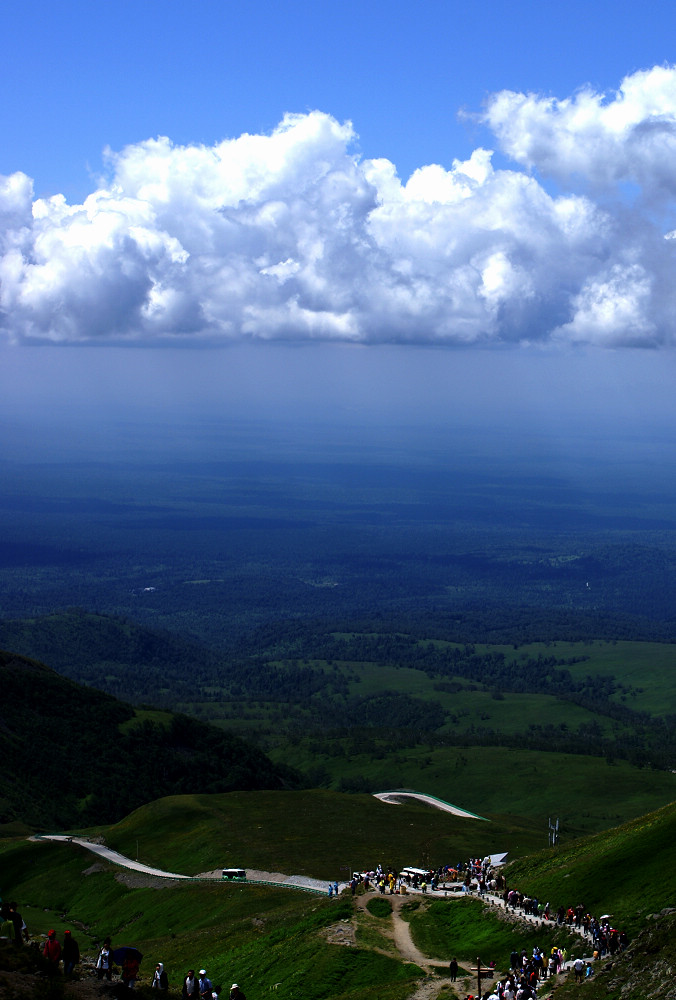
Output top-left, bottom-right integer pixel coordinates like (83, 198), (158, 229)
(112, 946), (143, 965)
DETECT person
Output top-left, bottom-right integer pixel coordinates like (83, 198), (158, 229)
(0, 909), (13, 940)
(585, 963), (594, 979)
(152, 962), (169, 991)
(328, 884), (333, 898)
(122, 953), (141, 989)
(62, 930), (80, 975)
(97, 939), (113, 981)
(230, 985), (246, 1000)
(183, 970), (198, 997)
(9, 904), (25, 947)
(573, 957), (584, 983)
(449, 958), (458, 982)
(43, 929), (61, 973)
(333, 881), (339, 897)
(199, 969), (213, 999)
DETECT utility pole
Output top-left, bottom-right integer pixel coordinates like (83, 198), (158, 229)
(548, 818), (559, 847)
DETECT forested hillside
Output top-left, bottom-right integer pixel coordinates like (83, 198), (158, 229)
(4, 609), (676, 771)
(0, 650), (298, 830)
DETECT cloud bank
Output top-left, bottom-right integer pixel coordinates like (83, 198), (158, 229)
(2, 66), (676, 348)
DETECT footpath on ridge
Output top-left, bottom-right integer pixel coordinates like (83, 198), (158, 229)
(36, 834), (594, 945)
(34, 835), (344, 894)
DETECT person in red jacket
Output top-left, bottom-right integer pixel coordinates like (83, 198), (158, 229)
(43, 929), (61, 973)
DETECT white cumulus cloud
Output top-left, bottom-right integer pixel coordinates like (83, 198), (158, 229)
(2, 72), (676, 348)
(483, 64), (676, 198)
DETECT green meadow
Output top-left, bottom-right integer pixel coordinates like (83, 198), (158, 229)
(94, 790), (542, 877)
(4, 790), (676, 998)
(499, 798), (676, 936)
(0, 839), (419, 1000)
(403, 896), (583, 965)
(263, 748), (676, 839)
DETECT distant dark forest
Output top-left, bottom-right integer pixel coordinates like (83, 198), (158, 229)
(2, 456), (676, 781)
(2, 458), (676, 640)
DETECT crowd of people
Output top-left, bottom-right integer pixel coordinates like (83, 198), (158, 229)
(344, 852), (629, 992)
(3, 851), (629, 996)
(0, 915), (246, 999)
(456, 949), (597, 1000)
(93, 942), (248, 999)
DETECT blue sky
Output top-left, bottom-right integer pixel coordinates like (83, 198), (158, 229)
(3, 0), (676, 466)
(3, 0), (673, 201)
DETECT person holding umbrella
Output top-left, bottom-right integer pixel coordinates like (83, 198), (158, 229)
(112, 946), (143, 989)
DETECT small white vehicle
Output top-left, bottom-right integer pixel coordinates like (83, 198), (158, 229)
(221, 868), (247, 881)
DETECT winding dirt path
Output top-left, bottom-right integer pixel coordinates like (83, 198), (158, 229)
(355, 893), (448, 972)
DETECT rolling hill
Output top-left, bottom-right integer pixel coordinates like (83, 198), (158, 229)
(0, 649), (298, 831)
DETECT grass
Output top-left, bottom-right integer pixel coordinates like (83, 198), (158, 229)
(404, 896), (584, 966)
(267, 746), (676, 838)
(89, 790), (548, 877)
(6, 790), (676, 999)
(0, 838), (421, 1000)
(487, 640), (676, 715)
(366, 897), (393, 918)
(501, 798), (676, 936)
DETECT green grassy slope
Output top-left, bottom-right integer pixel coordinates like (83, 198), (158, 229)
(268, 744), (676, 837)
(501, 798), (676, 935)
(97, 790), (544, 877)
(0, 649), (296, 831)
(4, 792), (676, 1000)
(404, 895), (583, 964)
(0, 838), (419, 1000)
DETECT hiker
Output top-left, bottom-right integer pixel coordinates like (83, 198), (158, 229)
(97, 939), (113, 981)
(199, 969), (213, 999)
(152, 962), (169, 991)
(43, 929), (61, 972)
(230, 984), (246, 1000)
(8, 904), (25, 946)
(449, 958), (458, 982)
(0, 909), (13, 940)
(122, 952), (141, 988)
(63, 930), (80, 975)
(183, 969), (198, 997)
(573, 957), (584, 983)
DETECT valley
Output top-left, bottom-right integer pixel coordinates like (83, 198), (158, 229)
(2, 448), (676, 998)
